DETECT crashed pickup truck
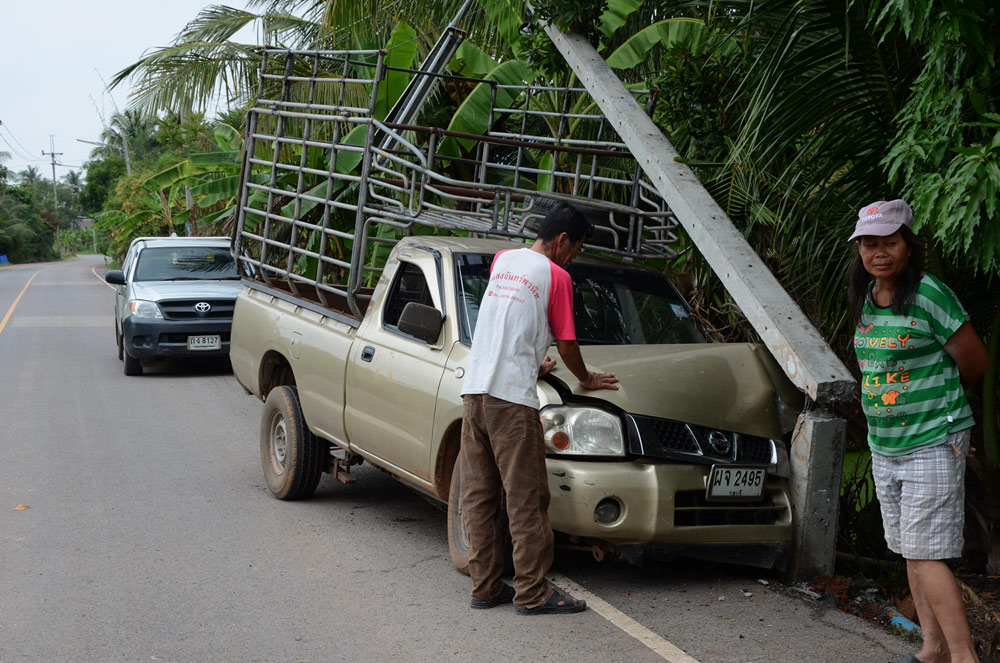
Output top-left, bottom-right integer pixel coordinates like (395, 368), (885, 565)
(229, 45), (800, 569)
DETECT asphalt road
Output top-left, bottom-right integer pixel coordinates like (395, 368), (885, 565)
(0, 256), (914, 663)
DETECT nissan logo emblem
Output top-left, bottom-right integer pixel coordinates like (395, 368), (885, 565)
(195, 302), (212, 313)
(707, 430), (731, 455)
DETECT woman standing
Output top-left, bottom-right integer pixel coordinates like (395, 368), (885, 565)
(848, 199), (988, 663)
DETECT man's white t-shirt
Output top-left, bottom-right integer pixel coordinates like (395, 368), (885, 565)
(461, 248), (576, 409)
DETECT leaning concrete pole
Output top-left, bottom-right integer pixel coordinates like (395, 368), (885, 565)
(540, 23), (857, 578)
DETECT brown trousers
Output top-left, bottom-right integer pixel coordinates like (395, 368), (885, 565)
(459, 394), (554, 608)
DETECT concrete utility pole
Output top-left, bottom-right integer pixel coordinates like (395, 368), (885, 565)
(42, 136), (62, 205)
(538, 22), (856, 578)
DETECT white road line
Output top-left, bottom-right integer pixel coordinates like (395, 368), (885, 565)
(548, 573), (702, 663)
(92, 265), (116, 290)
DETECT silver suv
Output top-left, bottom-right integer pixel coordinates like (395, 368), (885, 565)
(105, 237), (242, 376)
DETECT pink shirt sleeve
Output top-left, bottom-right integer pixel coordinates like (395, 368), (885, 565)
(547, 263), (576, 340)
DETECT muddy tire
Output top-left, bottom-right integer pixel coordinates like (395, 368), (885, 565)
(447, 461), (512, 575)
(260, 386), (323, 500)
(123, 348), (142, 376)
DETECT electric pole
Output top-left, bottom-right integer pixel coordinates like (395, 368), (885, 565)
(42, 135), (62, 205)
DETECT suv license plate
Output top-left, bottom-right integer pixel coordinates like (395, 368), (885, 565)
(706, 465), (765, 501)
(187, 335), (221, 351)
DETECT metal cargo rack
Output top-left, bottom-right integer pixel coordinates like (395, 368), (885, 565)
(233, 44), (680, 320)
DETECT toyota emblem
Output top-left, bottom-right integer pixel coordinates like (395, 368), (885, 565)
(195, 302), (212, 313)
(707, 430), (731, 455)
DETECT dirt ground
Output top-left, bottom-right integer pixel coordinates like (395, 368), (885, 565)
(811, 573), (1000, 662)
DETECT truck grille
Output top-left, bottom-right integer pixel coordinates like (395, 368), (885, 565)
(627, 414), (776, 466)
(159, 299), (236, 320)
(673, 490), (785, 527)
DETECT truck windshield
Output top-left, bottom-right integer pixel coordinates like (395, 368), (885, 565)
(455, 253), (705, 346)
(134, 247), (238, 282)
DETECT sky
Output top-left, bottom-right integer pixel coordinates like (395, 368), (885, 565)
(1, 1), (253, 180)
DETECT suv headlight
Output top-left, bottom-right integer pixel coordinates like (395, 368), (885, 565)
(540, 406), (625, 456)
(129, 300), (163, 319)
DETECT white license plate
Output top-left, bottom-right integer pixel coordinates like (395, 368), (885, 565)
(706, 465), (765, 501)
(187, 335), (221, 351)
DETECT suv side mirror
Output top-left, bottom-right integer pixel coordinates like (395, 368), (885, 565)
(398, 302), (442, 344)
(105, 270), (126, 286)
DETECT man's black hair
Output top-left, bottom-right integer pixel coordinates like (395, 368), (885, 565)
(536, 203), (592, 243)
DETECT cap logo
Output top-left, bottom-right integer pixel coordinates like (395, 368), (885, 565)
(866, 206), (879, 214)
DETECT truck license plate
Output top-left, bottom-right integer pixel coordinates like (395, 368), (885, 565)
(706, 465), (765, 501)
(187, 335), (221, 351)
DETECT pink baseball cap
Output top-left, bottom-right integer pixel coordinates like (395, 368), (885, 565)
(849, 199), (914, 241)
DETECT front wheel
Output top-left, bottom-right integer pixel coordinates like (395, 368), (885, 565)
(123, 348), (142, 376)
(260, 386), (323, 500)
(447, 460), (512, 575)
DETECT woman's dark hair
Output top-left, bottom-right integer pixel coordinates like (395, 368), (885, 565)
(537, 203), (592, 243)
(848, 226), (924, 323)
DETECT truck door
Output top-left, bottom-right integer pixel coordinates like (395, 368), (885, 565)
(344, 254), (448, 483)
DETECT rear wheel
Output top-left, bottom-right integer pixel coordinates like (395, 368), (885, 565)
(260, 386), (323, 500)
(123, 348), (142, 376)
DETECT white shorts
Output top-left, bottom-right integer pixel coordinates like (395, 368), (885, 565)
(870, 429), (970, 560)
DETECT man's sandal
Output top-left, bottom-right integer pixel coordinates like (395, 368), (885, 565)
(515, 588), (587, 615)
(470, 583), (515, 609)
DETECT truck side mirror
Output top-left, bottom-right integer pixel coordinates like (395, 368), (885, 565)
(398, 302), (442, 344)
(105, 270), (126, 285)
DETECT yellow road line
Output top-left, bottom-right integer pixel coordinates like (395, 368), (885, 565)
(0, 267), (48, 336)
(549, 573), (703, 663)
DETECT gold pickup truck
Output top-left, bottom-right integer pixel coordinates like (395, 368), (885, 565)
(229, 47), (802, 570)
(230, 235), (799, 570)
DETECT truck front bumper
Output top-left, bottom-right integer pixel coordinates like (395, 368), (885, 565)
(122, 317), (233, 360)
(545, 457), (793, 555)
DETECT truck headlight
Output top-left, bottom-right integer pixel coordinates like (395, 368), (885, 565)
(540, 406), (625, 456)
(129, 300), (163, 319)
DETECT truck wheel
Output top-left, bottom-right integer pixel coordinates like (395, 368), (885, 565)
(447, 461), (513, 576)
(116, 324), (123, 361)
(260, 386), (322, 500)
(123, 349), (142, 376)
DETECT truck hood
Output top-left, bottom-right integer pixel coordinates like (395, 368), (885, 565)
(546, 343), (797, 440)
(129, 279), (243, 301)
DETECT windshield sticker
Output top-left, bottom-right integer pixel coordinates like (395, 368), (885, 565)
(670, 303), (690, 319)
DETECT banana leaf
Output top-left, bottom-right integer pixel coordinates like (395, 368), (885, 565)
(374, 22), (418, 120)
(598, 0), (644, 39)
(606, 18), (734, 70)
(438, 60), (533, 157)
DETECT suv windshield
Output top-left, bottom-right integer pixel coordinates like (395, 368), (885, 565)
(133, 247), (238, 282)
(455, 253), (705, 346)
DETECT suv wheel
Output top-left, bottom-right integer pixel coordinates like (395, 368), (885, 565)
(123, 349), (142, 376)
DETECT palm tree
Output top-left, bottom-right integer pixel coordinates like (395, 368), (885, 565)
(111, 0), (522, 118)
(17, 166), (42, 186)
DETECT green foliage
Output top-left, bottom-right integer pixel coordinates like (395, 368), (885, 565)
(873, 0), (1000, 276)
(80, 158), (127, 215)
(0, 183), (58, 263)
(530, 0), (608, 43)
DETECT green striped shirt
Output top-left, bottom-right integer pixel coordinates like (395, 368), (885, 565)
(853, 273), (973, 456)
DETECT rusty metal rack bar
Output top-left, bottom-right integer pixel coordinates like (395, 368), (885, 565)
(233, 48), (680, 320)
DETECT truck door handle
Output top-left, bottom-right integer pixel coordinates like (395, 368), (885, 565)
(361, 345), (375, 362)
